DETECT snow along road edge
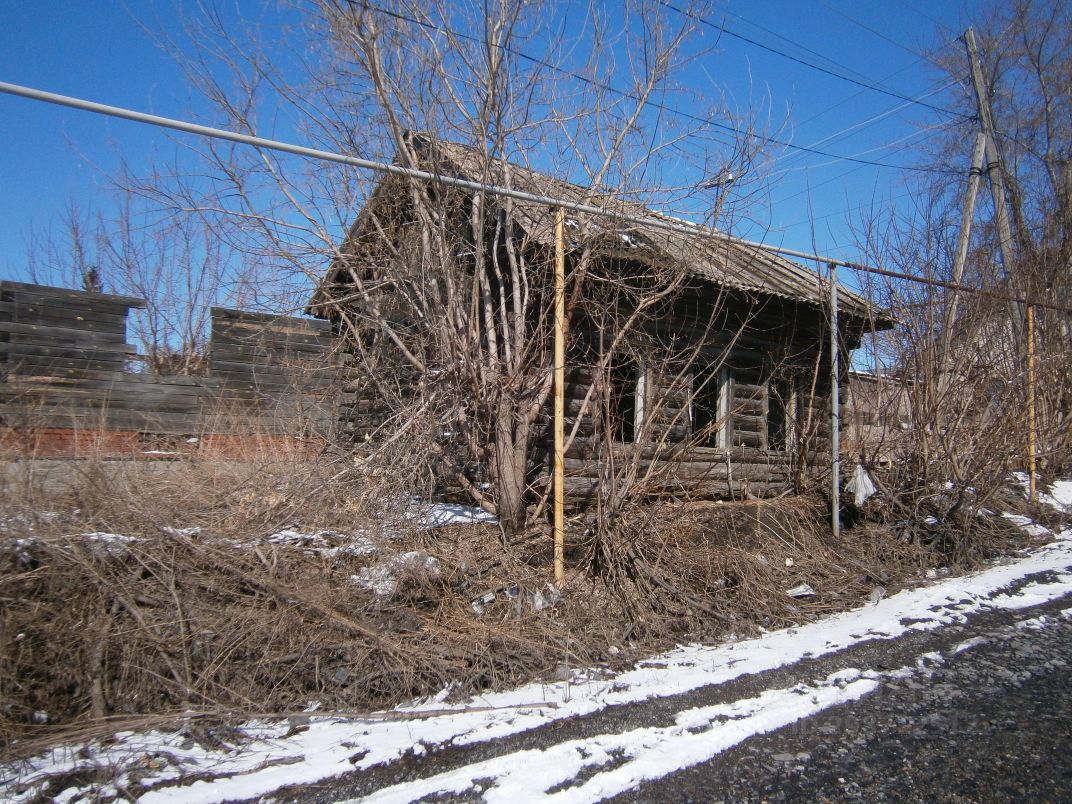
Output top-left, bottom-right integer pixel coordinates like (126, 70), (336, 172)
(4, 488), (1072, 803)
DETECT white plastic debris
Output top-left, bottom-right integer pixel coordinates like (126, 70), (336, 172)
(161, 526), (202, 538)
(544, 582), (563, 607)
(846, 464), (877, 507)
(471, 589), (497, 615)
(786, 583), (816, 598)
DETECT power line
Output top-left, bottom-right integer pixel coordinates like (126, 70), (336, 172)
(772, 80), (958, 169)
(659, 1), (973, 123)
(352, 1), (957, 176)
(768, 119), (950, 211)
(1, 79), (1066, 315)
(719, 6), (883, 84)
(816, 1), (949, 71)
(771, 121), (946, 182)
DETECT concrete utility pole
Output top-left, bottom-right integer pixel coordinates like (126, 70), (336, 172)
(941, 131), (988, 372)
(964, 28), (1037, 497)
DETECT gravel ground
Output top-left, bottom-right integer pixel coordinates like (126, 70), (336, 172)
(270, 588), (1072, 804)
(615, 600), (1072, 803)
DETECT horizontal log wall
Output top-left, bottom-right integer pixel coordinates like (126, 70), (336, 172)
(542, 366), (806, 504)
(534, 285), (844, 505)
(0, 281), (341, 455)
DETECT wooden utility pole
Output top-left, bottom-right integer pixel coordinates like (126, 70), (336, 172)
(1026, 304), (1037, 502)
(553, 207), (566, 586)
(829, 262), (840, 539)
(964, 28), (1017, 272)
(965, 27), (1038, 498)
(941, 131), (988, 372)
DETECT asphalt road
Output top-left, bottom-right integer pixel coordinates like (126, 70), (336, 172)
(614, 597), (1072, 803)
(272, 588), (1072, 804)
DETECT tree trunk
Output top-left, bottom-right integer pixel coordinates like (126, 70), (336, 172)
(493, 399), (528, 538)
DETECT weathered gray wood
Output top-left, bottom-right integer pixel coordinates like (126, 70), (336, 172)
(0, 321), (130, 344)
(0, 280), (147, 308)
(1, 286), (343, 442)
(545, 474), (788, 502)
(2, 341), (135, 359)
(7, 307), (132, 329)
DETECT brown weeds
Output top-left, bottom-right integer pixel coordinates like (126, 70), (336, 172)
(0, 450), (1043, 759)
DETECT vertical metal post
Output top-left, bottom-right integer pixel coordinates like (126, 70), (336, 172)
(553, 207), (566, 586)
(829, 261), (841, 539)
(1027, 304), (1037, 502)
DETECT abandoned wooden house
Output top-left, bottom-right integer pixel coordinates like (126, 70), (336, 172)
(310, 136), (893, 513)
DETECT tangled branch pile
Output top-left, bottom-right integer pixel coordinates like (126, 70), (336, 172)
(0, 456), (600, 757)
(1, 451), (1044, 760)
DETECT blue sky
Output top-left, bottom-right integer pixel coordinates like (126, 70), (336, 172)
(0, 1), (984, 291)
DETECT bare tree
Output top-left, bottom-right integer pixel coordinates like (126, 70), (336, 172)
(923, 0), (1072, 469)
(842, 0), (1072, 534)
(25, 179), (249, 376)
(120, 0), (771, 537)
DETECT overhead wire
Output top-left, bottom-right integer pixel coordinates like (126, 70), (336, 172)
(1, 79), (1067, 315)
(816, 0), (951, 71)
(717, 6), (881, 84)
(770, 120), (949, 181)
(350, 0), (959, 176)
(770, 81), (959, 172)
(658, 1), (974, 122)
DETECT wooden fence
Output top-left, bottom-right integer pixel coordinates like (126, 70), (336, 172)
(0, 281), (341, 457)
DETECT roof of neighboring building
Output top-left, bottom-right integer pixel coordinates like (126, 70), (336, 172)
(313, 135), (892, 328)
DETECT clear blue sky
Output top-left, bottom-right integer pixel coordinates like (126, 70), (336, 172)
(0, 1), (984, 289)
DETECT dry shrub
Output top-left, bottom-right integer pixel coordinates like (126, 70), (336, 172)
(857, 468), (1054, 567)
(0, 450), (1046, 760)
(0, 447), (604, 758)
(0, 521), (601, 758)
(580, 492), (1037, 640)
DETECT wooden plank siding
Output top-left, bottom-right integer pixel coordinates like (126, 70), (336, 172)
(0, 282), (342, 455)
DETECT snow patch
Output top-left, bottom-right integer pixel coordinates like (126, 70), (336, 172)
(356, 670), (881, 804)
(6, 489), (1072, 802)
(353, 551), (441, 598)
(409, 503), (498, 528)
(1001, 513), (1051, 537)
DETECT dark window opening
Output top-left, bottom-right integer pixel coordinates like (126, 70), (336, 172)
(608, 359), (637, 443)
(692, 368), (722, 447)
(768, 380), (792, 451)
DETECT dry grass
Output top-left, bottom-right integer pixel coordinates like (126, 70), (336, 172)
(0, 446), (1045, 761)
(0, 444), (613, 759)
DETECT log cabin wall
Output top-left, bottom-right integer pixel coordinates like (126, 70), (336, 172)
(0, 281), (340, 457)
(539, 281), (846, 506)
